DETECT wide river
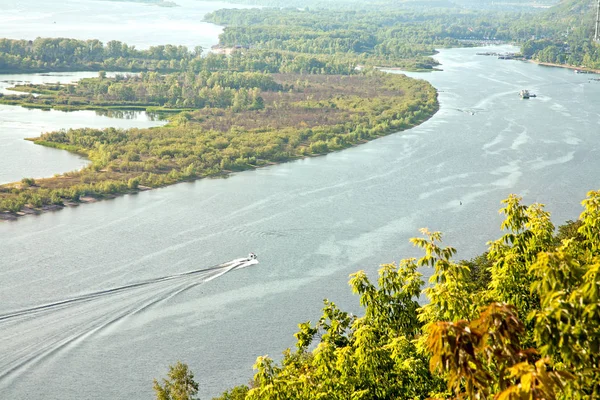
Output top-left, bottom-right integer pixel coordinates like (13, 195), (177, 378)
(1, 15), (600, 400)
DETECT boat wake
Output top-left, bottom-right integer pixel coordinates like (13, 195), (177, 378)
(0, 256), (258, 384)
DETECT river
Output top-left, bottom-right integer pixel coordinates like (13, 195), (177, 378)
(0, 0), (253, 50)
(1, 45), (599, 399)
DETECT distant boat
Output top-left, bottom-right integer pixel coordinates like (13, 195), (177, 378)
(519, 89), (536, 99)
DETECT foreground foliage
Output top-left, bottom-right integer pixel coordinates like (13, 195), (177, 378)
(154, 361), (199, 400)
(198, 192), (600, 399)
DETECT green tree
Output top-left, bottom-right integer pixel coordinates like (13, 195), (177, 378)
(204, 191), (600, 399)
(153, 361), (199, 400)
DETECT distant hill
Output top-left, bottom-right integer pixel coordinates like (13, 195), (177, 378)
(528, 0), (596, 36)
(199, 0), (457, 10)
(541, 0), (595, 24)
(451, 0), (559, 10)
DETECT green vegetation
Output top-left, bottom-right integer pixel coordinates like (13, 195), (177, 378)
(0, 37), (200, 74)
(200, 0), (558, 11)
(204, 8), (534, 70)
(0, 71), (279, 111)
(154, 361), (199, 400)
(519, 0), (600, 70)
(0, 72), (438, 216)
(179, 192), (599, 399)
(0, 37), (363, 75)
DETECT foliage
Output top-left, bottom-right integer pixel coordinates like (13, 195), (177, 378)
(518, 0), (600, 70)
(206, 191), (600, 399)
(212, 385), (250, 400)
(242, 260), (442, 400)
(427, 302), (571, 399)
(205, 7), (555, 65)
(154, 361), (199, 400)
(3, 71), (277, 111)
(0, 37), (198, 74)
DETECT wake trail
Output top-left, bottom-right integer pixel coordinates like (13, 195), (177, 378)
(0, 258), (253, 323)
(0, 257), (258, 383)
(0, 280), (192, 382)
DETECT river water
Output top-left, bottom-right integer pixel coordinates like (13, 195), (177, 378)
(0, 0), (252, 50)
(1, 45), (599, 399)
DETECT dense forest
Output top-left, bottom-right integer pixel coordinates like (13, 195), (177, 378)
(204, 8), (553, 66)
(153, 193), (600, 400)
(0, 71), (280, 111)
(203, 1), (600, 71)
(200, 0), (558, 11)
(518, 0), (600, 69)
(0, 38), (201, 73)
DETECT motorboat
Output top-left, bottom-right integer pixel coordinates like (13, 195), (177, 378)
(519, 89), (536, 99)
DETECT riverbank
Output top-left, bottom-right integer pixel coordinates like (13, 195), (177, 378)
(0, 108), (438, 222)
(528, 59), (600, 74)
(0, 73), (439, 221)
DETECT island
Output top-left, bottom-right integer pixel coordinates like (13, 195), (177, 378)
(0, 68), (438, 219)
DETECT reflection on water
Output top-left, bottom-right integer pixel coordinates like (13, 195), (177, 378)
(94, 109), (168, 121)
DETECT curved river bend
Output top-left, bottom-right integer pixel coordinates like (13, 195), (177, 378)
(1, 46), (600, 399)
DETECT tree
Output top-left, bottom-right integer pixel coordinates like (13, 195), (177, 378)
(426, 302), (571, 399)
(206, 191), (600, 399)
(153, 361), (199, 400)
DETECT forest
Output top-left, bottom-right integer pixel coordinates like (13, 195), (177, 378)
(0, 71), (281, 111)
(154, 193), (600, 400)
(204, 7), (552, 67)
(517, 0), (600, 69)
(0, 37), (201, 73)
(204, 2), (600, 71)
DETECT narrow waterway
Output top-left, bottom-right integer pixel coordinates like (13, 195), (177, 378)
(1, 46), (599, 399)
(0, 72), (165, 184)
